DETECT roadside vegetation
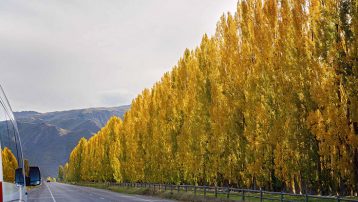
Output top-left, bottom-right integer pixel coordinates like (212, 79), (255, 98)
(60, 0), (358, 196)
(73, 182), (358, 202)
(76, 182), (241, 202)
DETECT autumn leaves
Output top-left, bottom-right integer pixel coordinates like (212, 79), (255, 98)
(62, 0), (357, 195)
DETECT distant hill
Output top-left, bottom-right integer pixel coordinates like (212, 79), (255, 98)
(14, 105), (130, 177)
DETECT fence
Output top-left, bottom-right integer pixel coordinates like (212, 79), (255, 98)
(99, 182), (358, 202)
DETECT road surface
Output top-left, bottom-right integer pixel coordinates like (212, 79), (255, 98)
(28, 182), (175, 202)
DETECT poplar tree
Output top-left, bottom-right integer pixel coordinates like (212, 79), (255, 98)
(62, 0), (358, 195)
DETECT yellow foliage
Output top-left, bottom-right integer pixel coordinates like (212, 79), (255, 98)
(2, 147), (18, 182)
(62, 0), (358, 195)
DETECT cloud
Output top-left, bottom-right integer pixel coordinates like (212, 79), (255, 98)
(99, 89), (135, 106)
(0, 0), (237, 112)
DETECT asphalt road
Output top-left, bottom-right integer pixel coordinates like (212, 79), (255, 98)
(28, 182), (175, 202)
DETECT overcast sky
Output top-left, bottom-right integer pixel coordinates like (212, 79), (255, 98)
(0, 0), (237, 112)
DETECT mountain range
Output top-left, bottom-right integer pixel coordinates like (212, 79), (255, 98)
(14, 105), (130, 177)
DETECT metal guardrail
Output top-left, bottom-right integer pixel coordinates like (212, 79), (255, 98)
(95, 182), (358, 202)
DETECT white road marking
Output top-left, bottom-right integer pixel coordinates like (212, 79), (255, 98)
(28, 197), (65, 200)
(44, 183), (172, 202)
(45, 183), (57, 202)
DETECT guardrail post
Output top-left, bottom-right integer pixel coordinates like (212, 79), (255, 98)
(170, 184), (173, 194)
(305, 193), (308, 202)
(215, 186), (217, 198)
(260, 188), (263, 202)
(164, 184), (167, 191)
(227, 187), (230, 199)
(280, 192), (283, 202)
(242, 190), (245, 201)
(194, 185), (197, 196)
(185, 185), (188, 192)
(204, 186), (207, 197)
(337, 195), (340, 202)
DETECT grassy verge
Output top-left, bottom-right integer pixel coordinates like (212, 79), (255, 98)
(71, 183), (358, 202)
(73, 182), (237, 202)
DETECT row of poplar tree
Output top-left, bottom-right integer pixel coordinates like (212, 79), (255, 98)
(58, 0), (358, 195)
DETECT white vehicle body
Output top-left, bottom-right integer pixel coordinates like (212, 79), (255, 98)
(0, 86), (27, 202)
